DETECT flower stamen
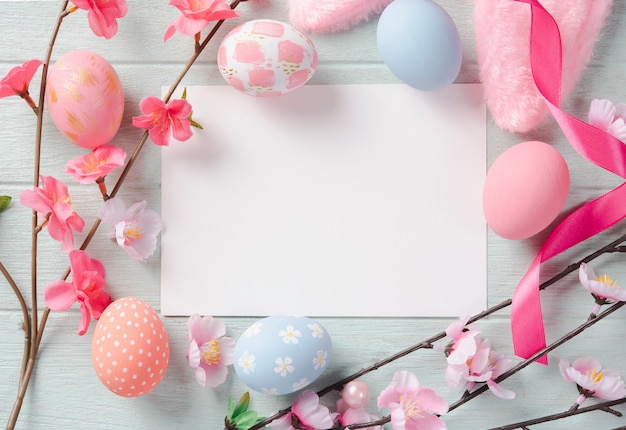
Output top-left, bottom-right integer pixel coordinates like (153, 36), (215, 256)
(400, 394), (423, 419)
(200, 339), (221, 366)
(596, 274), (617, 287)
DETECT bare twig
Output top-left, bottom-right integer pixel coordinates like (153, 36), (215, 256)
(0, 261), (30, 382)
(486, 397), (626, 430)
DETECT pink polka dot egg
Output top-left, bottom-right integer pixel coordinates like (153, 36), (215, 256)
(92, 297), (170, 397)
(218, 19), (318, 97)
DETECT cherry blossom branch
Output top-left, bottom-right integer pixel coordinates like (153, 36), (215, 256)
(485, 397), (626, 430)
(6, 2), (248, 429)
(6, 2), (70, 429)
(246, 232), (626, 430)
(447, 300), (626, 413)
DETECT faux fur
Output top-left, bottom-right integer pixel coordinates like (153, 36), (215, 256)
(474, 0), (613, 134)
(288, 0), (393, 34)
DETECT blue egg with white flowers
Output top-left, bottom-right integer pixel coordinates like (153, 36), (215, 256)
(233, 315), (332, 395)
(377, 0), (462, 91)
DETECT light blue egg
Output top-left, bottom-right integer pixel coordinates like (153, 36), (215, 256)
(377, 0), (462, 91)
(233, 315), (332, 395)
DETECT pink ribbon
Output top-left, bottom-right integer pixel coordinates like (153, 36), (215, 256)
(511, 0), (626, 364)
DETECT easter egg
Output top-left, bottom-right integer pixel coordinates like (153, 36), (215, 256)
(377, 0), (462, 91)
(217, 19), (318, 97)
(91, 297), (170, 397)
(233, 315), (332, 395)
(46, 50), (124, 148)
(483, 141), (570, 240)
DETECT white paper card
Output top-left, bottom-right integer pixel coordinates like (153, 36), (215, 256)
(161, 84), (487, 317)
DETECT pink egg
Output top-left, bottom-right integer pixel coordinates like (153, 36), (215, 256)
(92, 297), (169, 397)
(46, 50), (124, 148)
(482, 141), (569, 240)
(217, 19), (317, 97)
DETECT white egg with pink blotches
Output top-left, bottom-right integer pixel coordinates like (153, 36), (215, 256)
(217, 19), (317, 97)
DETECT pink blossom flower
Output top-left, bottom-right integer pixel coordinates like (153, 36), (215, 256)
(186, 314), (235, 387)
(132, 96), (193, 146)
(559, 357), (626, 406)
(337, 399), (382, 430)
(588, 98), (626, 143)
(579, 263), (626, 314)
(44, 250), (111, 335)
(19, 175), (85, 253)
(70, 0), (128, 39)
(269, 390), (337, 430)
(164, 0), (242, 42)
(65, 145), (127, 184)
(442, 318), (515, 400)
(377, 371), (448, 430)
(0, 59), (42, 99)
(98, 197), (161, 261)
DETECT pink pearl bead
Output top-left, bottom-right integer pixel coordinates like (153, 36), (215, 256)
(341, 380), (370, 409)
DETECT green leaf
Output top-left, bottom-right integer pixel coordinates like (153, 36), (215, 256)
(234, 411), (265, 430)
(232, 392), (251, 419)
(0, 196), (11, 213)
(182, 86), (188, 100)
(189, 116), (204, 129)
(226, 395), (235, 420)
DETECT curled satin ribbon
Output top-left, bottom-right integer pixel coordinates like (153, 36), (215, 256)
(510, 0), (626, 364)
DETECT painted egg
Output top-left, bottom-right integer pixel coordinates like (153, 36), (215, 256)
(46, 50), (124, 148)
(377, 0), (462, 91)
(217, 19), (318, 97)
(91, 297), (170, 397)
(483, 141), (570, 240)
(233, 315), (332, 395)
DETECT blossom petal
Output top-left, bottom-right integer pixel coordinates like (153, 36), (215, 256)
(167, 99), (192, 118)
(132, 114), (154, 130)
(98, 197), (127, 226)
(415, 387), (449, 415)
(615, 104), (626, 121)
(19, 59), (43, 89)
(194, 365), (207, 386)
(487, 380), (516, 399)
(588, 98), (615, 131)
(199, 360), (228, 387)
(389, 404), (408, 430)
(292, 390), (335, 429)
(187, 340), (201, 368)
(170, 15), (211, 37)
(139, 95), (165, 114)
(189, 314), (226, 345)
(607, 117), (626, 143)
(44, 280), (77, 311)
(267, 413), (294, 430)
(19, 188), (51, 215)
(218, 336), (236, 366)
(78, 302), (91, 335)
(148, 125), (171, 146)
(171, 117), (193, 142)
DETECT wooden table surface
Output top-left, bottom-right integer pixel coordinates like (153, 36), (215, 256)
(2, 1), (626, 429)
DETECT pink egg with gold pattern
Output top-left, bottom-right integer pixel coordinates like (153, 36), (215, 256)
(46, 50), (124, 148)
(217, 19), (318, 97)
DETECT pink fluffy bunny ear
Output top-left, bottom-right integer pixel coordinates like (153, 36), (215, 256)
(288, 0), (393, 33)
(474, 0), (613, 134)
